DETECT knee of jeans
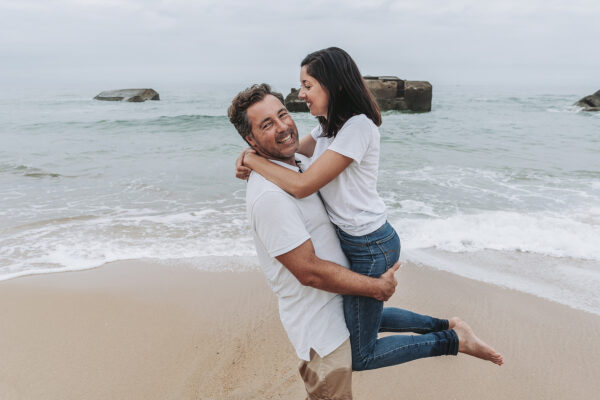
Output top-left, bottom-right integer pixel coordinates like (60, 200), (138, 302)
(351, 349), (370, 371)
(352, 356), (368, 371)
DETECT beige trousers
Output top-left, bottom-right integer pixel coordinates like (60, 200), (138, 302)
(298, 339), (352, 400)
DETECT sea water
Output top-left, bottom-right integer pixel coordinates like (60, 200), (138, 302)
(1, 83), (599, 314)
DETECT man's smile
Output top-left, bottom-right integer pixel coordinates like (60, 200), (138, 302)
(276, 130), (296, 144)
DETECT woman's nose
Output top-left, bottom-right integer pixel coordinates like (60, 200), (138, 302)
(298, 89), (306, 100)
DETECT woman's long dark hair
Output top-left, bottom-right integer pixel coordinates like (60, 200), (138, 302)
(301, 47), (381, 138)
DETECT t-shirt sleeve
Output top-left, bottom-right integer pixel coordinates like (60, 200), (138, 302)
(310, 125), (322, 140)
(327, 116), (372, 164)
(250, 191), (311, 258)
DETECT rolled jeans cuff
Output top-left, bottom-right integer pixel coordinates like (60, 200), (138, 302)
(439, 318), (449, 331)
(447, 329), (459, 356)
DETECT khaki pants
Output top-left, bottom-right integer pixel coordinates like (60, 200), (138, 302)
(298, 339), (352, 400)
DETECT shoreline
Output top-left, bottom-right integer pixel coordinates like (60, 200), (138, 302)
(1, 260), (599, 399)
(3, 251), (599, 317)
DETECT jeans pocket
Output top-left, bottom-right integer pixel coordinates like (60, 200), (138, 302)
(375, 230), (400, 269)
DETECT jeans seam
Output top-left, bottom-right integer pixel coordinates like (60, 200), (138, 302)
(366, 257), (376, 276)
(352, 296), (362, 359)
(378, 326), (433, 332)
(370, 339), (443, 361)
(378, 242), (391, 269)
(375, 229), (396, 245)
(338, 237), (370, 247)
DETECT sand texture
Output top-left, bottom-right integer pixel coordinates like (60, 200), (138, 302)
(1, 261), (599, 399)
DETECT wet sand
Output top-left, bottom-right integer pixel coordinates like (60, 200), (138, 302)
(1, 260), (599, 399)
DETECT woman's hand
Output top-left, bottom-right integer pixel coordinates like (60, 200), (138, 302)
(235, 148), (256, 181)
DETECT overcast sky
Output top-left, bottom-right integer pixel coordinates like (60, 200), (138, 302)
(1, 0), (599, 89)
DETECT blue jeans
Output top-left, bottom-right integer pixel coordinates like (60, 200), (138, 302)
(336, 221), (459, 371)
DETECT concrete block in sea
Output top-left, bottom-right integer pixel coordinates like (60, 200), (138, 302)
(284, 76), (432, 113)
(94, 89), (160, 102)
(574, 89), (600, 111)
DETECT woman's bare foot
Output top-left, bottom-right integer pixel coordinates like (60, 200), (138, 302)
(448, 317), (461, 329)
(453, 321), (503, 366)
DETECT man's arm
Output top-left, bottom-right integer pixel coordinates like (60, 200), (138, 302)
(276, 239), (399, 301)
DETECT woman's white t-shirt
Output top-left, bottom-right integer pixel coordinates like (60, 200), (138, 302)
(310, 114), (387, 236)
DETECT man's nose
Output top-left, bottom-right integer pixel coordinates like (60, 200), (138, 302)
(274, 118), (287, 131)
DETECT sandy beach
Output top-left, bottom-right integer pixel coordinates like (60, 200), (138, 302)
(1, 260), (599, 400)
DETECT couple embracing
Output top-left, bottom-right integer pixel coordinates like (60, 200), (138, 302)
(228, 47), (502, 399)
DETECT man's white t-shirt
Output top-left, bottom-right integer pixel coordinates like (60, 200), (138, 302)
(310, 114), (387, 236)
(246, 156), (350, 361)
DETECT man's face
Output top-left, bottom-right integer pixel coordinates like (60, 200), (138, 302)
(246, 94), (299, 161)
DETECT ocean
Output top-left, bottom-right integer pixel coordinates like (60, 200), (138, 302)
(1, 83), (599, 314)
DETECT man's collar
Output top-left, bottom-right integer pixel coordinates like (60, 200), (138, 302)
(268, 158), (300, 172)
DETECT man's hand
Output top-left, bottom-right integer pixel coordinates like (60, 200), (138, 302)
(374, 262), (401, 301)
(235, 148), (256, 180)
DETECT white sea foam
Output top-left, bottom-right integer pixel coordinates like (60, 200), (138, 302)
(394, 210), (600, 261)
(391, 209), (600, 314)
(0, 206), (258, 281)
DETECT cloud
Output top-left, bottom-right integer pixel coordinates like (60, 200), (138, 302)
(0, 0), (598, 87)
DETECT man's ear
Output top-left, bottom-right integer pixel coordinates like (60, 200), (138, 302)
(245, 133), (257, 148)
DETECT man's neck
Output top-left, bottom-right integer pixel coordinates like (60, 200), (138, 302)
(256, 151), (295, 166)
(273, 157), (296, 166)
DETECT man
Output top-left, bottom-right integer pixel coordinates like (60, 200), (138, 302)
(228, 84), (400, 400)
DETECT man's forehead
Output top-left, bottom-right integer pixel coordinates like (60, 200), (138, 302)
(247, 95), (285, 123)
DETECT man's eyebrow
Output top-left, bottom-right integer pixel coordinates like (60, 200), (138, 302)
(259, 116), (272, 126)
(259, 108), (288, 127)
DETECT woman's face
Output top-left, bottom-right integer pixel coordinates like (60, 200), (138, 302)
(298, 65), (329, 118)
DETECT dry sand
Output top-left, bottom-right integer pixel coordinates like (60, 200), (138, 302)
(1, 260), (599, 399)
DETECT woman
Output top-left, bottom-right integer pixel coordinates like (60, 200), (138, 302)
(236, 47), (502, 370)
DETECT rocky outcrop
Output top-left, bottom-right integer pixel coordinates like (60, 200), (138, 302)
(364, 76), (407, 111)
(364, 76), (432, 112)
(94, 89), (160, 102)
(284, 88), (309, 112)
(574, 90), (600, 111)
(284, 76), (432, 113)
(403, 81), (432, 112)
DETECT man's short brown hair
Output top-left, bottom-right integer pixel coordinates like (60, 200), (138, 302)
(228, 83), (284, 142)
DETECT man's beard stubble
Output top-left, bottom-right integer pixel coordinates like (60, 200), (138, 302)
(252, 127), (298, 161)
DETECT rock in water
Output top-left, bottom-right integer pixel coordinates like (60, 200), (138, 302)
(363, 76), (432, 112)
(574, 90), (600, 111)
(284, 76), (432, 113)
(364, 76), (408, 111)
(284, 88), (309, 112)
(404, 81), (432, 112)
(94, 89), (160, 102)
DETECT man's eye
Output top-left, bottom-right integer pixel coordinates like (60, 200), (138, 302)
(262, 122), (272, 129)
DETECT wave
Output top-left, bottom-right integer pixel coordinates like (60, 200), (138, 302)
(0, 206), (255, 281)
(0, 163), (69, 178)
(393, 210), (600, 261)
(19, 114), (229, 133)
(2, 206), (599, 315)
